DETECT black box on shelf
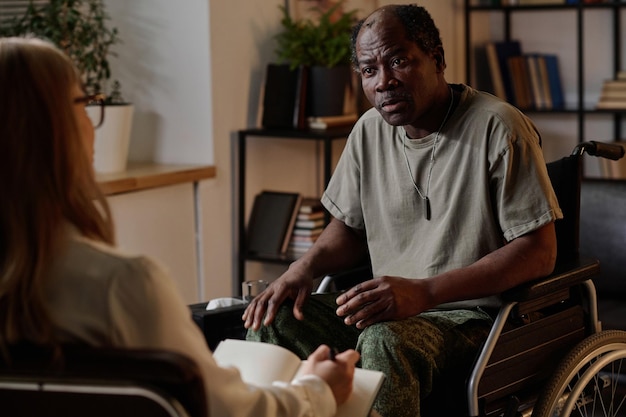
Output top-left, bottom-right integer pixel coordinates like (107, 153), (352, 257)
(261, 64), (308, 129)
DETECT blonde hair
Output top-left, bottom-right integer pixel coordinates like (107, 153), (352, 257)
(0, 37), (114, 348)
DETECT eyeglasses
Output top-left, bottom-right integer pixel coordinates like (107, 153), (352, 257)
(74, 93), (106, 128)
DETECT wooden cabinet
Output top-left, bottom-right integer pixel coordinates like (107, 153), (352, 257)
(98, 163), (215, 304)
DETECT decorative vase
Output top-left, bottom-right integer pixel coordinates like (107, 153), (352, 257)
(88, 103), (134, 173)
(307, 65), (352, 117)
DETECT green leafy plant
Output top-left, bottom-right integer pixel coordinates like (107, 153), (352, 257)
(0, 0), (123, 103)
(275, 1), (358, 70)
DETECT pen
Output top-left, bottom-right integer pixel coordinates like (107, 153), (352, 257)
(329, 346), (339, 361)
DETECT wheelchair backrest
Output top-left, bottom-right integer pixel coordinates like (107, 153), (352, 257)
(546, 154), (582, 262)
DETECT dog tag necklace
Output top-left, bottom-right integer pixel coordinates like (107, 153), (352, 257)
(402, 86), (455, 220)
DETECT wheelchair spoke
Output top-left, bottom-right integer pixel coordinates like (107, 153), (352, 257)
(573, 359), (626, 417)
(574, 358), (626, 417)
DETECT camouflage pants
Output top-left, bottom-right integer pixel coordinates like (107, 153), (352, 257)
(246, 293), (493, 417)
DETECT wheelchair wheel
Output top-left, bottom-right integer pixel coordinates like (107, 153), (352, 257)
(532, 330), (626, 417)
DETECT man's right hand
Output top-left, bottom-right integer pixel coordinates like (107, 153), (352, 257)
(242, 263), (315, 331)
(242, 218), (369, 331)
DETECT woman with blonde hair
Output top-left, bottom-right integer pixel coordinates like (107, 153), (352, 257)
(0, 36), (358, 417)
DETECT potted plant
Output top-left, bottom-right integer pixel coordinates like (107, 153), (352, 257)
(0, 0), (134, 174)
(274, 1), (358, 118)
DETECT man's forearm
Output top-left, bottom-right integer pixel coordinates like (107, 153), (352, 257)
(424, 222), (557, 307)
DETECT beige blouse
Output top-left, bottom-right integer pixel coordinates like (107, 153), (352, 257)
(44, 231), (336, 417)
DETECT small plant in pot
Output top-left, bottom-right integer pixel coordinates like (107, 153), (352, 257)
(274, 1), (358, 118)
(0, 0), (134, 173)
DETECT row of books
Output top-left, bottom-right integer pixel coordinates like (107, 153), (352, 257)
(245, 191), (325, 258)
(481, 0), (611, 5)
(596, 72), (626, 110)
(485, 40), (564, 111)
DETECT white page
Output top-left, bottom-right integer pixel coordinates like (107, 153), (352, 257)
(213, 339), (301, 385)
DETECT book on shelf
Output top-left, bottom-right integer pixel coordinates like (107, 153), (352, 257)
(295, 218), (325, 229)
(287, 240), (318, 257)
(289, 236), (319, 246)
(542, 54), (564, 110)
(246, 191), (302, 256)
(298, 197), (324, 214)
(534, 54), (552, 110)
(596, 100), (626, 110)
(290, 234), (321, 243)
(292, 226), (324, 237)
(526, 54), (546, 110)
(307, 113), (358, 130)
(485, 42), (506, 101)
(599, 91), (626, 99)
(472, 44), (497, 96)
(261, 64), (308, 129)
(507, 55), (534, 110)
(485, 40), (522, 104)
(600, 79), (626, 91)
(213, 339), (384, 417)
(297, 210), (325, 221)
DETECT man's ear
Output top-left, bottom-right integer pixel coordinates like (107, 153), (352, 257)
(433, 47), (446, 71)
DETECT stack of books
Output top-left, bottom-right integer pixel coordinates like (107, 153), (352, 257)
(287, 197), (325, 257)
(596, 72), (626, 110)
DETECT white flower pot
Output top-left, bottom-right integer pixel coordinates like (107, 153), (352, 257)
(88, 104), (134, 173)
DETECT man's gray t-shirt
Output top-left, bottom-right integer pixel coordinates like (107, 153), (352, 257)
(322, 85), (561, 304)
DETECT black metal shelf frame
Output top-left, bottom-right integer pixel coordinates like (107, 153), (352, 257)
(464, 0), (625, 143)
(234, 127), (352, 294)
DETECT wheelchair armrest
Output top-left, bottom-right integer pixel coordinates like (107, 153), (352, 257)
(315, 263), (373, 293)
(500, 257), (599, 308)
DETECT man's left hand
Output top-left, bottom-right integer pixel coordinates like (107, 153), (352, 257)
(335, 276), (431, 329)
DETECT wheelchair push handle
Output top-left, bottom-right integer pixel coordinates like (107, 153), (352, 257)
(573, 141), (625, 161)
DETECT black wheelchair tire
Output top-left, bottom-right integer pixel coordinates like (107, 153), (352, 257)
(532, 329), (626, 417)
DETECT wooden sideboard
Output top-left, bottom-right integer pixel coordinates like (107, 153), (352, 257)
(97, 163), (216, 304)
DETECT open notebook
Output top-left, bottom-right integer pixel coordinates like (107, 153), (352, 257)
(213, 339), (384, 417)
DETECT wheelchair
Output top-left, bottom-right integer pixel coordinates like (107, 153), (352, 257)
(317, 141), (626, 417)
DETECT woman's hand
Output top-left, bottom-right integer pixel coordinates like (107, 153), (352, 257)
(300, 345), (360, 405)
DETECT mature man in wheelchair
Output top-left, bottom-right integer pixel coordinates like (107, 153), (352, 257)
(243, 5), (626, 417)
(243, 4), (626, 417)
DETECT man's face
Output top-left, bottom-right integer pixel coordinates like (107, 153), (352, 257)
(355, 14), (443, 130)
